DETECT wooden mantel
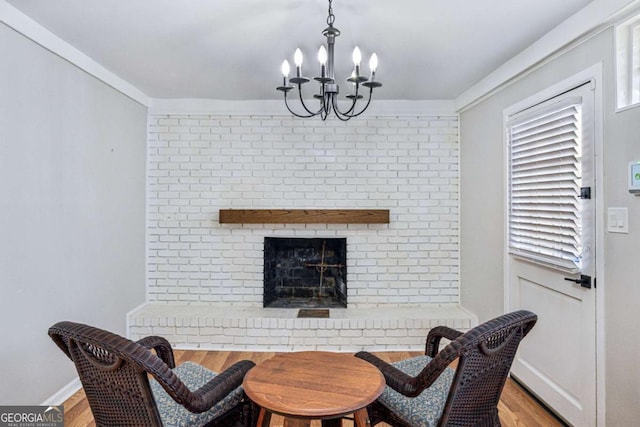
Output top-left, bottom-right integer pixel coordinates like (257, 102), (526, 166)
(219, 209), (390, 224)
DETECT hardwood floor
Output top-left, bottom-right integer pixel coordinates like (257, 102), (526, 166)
(62, 350), (564, 427)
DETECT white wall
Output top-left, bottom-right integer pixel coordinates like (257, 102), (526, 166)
(0, 23), (147, 404)
(459, 28), (640, 426)
(146, 114), (460, 307)
(601, 81), (640, 425)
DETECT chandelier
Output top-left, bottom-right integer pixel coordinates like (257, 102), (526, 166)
(277, 0), (382, 121)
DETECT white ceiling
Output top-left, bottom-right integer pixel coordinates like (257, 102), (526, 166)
(6, 0), (596, 100)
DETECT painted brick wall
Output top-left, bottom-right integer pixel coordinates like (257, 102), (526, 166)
(146, 114), (459, 308)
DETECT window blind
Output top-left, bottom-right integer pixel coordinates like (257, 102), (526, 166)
(507, 97), (583, 272)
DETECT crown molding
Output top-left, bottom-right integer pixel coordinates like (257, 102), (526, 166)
(455, 0), (640, 112)
(0, 1), (150, 106)
(148, 98), (457, 117)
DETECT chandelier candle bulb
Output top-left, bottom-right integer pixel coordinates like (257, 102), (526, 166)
(318, 46), (328, 78)
(369, 53), (378, 80)
(352, 46), (361, 77)
(294, 48), (303, 77)
(318, 46), (328, 65)
(352, 46), (361, 65)
(369, 53), (378, 71)
(289, 49), (310, 85)
(277, 60), (294, 93)
(350, 82), (356, 97)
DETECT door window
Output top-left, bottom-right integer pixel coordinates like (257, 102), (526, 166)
(507, 95), (585, 272)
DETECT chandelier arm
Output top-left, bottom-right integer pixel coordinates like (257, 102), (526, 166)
(320, 106), (329, 121)
(345, 83), (362, 115)
(324, 90), (337, 116)
(345, 87), (375, 118)
(295, 84), (322, 116)
(316, 90), (327, 120)
(331, 83), (368, 118)
(331, 82), (361, 117)
(320, 85), (329, 115)
(330, 95), (354, 122)
(284, 93), (318, 118)
(317, 87), (330, 118)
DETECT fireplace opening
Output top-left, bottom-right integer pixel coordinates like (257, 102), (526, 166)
(264, 237), (347, 308)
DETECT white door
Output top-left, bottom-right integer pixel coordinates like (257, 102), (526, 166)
(505, 83), (596, 426)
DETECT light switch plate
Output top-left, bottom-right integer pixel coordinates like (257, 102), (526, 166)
(607, 207), (629, 233)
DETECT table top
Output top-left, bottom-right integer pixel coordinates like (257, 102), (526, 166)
(243, 351), (385, 419)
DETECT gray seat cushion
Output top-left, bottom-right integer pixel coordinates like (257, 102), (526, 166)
(377, 355), (455, 427)
(150, 361), (244, 427)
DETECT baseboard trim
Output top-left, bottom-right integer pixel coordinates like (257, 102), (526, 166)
(41, 377), (82, 406)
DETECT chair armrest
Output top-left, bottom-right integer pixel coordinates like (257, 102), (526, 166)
(425, 326), (463, 357)
(355, 351), (426, 397)
(136, 336), (176, 369)
(184, 360), (256, 413)
(357, 344), (463, 398)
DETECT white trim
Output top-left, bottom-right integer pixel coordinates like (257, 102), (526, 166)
(0, 1), (150, 106)
(614, 12), (640, 110)
(502, 66), (600, 119)
(503, 121), (511, 314)
(41, 377), (82, 406)
(592, 63), (607, 427)
(143, 113), (153, 326)
(502, 63), (605, 426)
(148, 98), (457, 117)
(125, 301), (150, 340)
(456, 0), (640, 112)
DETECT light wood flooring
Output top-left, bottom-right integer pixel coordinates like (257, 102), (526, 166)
(63, 350), (565, 427)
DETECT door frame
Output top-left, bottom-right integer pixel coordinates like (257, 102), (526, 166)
(502, 63), (606, 426)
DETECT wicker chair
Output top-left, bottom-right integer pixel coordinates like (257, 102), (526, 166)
(48, 321), (256, 427)
(355, 310), (537, 427)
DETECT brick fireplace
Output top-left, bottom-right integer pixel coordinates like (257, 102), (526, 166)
(128, 111), (473, 351)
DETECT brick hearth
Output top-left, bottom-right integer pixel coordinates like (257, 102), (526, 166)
(128, 303), (476, 351)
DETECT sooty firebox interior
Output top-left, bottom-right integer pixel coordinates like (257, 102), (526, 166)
(264, 237), (347, 308)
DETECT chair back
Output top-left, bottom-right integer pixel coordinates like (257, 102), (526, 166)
(438, 310), (537, 426)
(49, 322), (164, 426)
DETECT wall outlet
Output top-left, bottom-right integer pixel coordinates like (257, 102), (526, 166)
(607, 207), (629, 233)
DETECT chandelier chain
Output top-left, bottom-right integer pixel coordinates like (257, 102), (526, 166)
(327, 0), (335, 26)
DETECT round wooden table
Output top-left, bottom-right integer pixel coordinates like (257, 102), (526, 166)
(243, 351), (385, 427)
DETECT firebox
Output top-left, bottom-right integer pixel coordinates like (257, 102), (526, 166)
(263, 237), (347, 308)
